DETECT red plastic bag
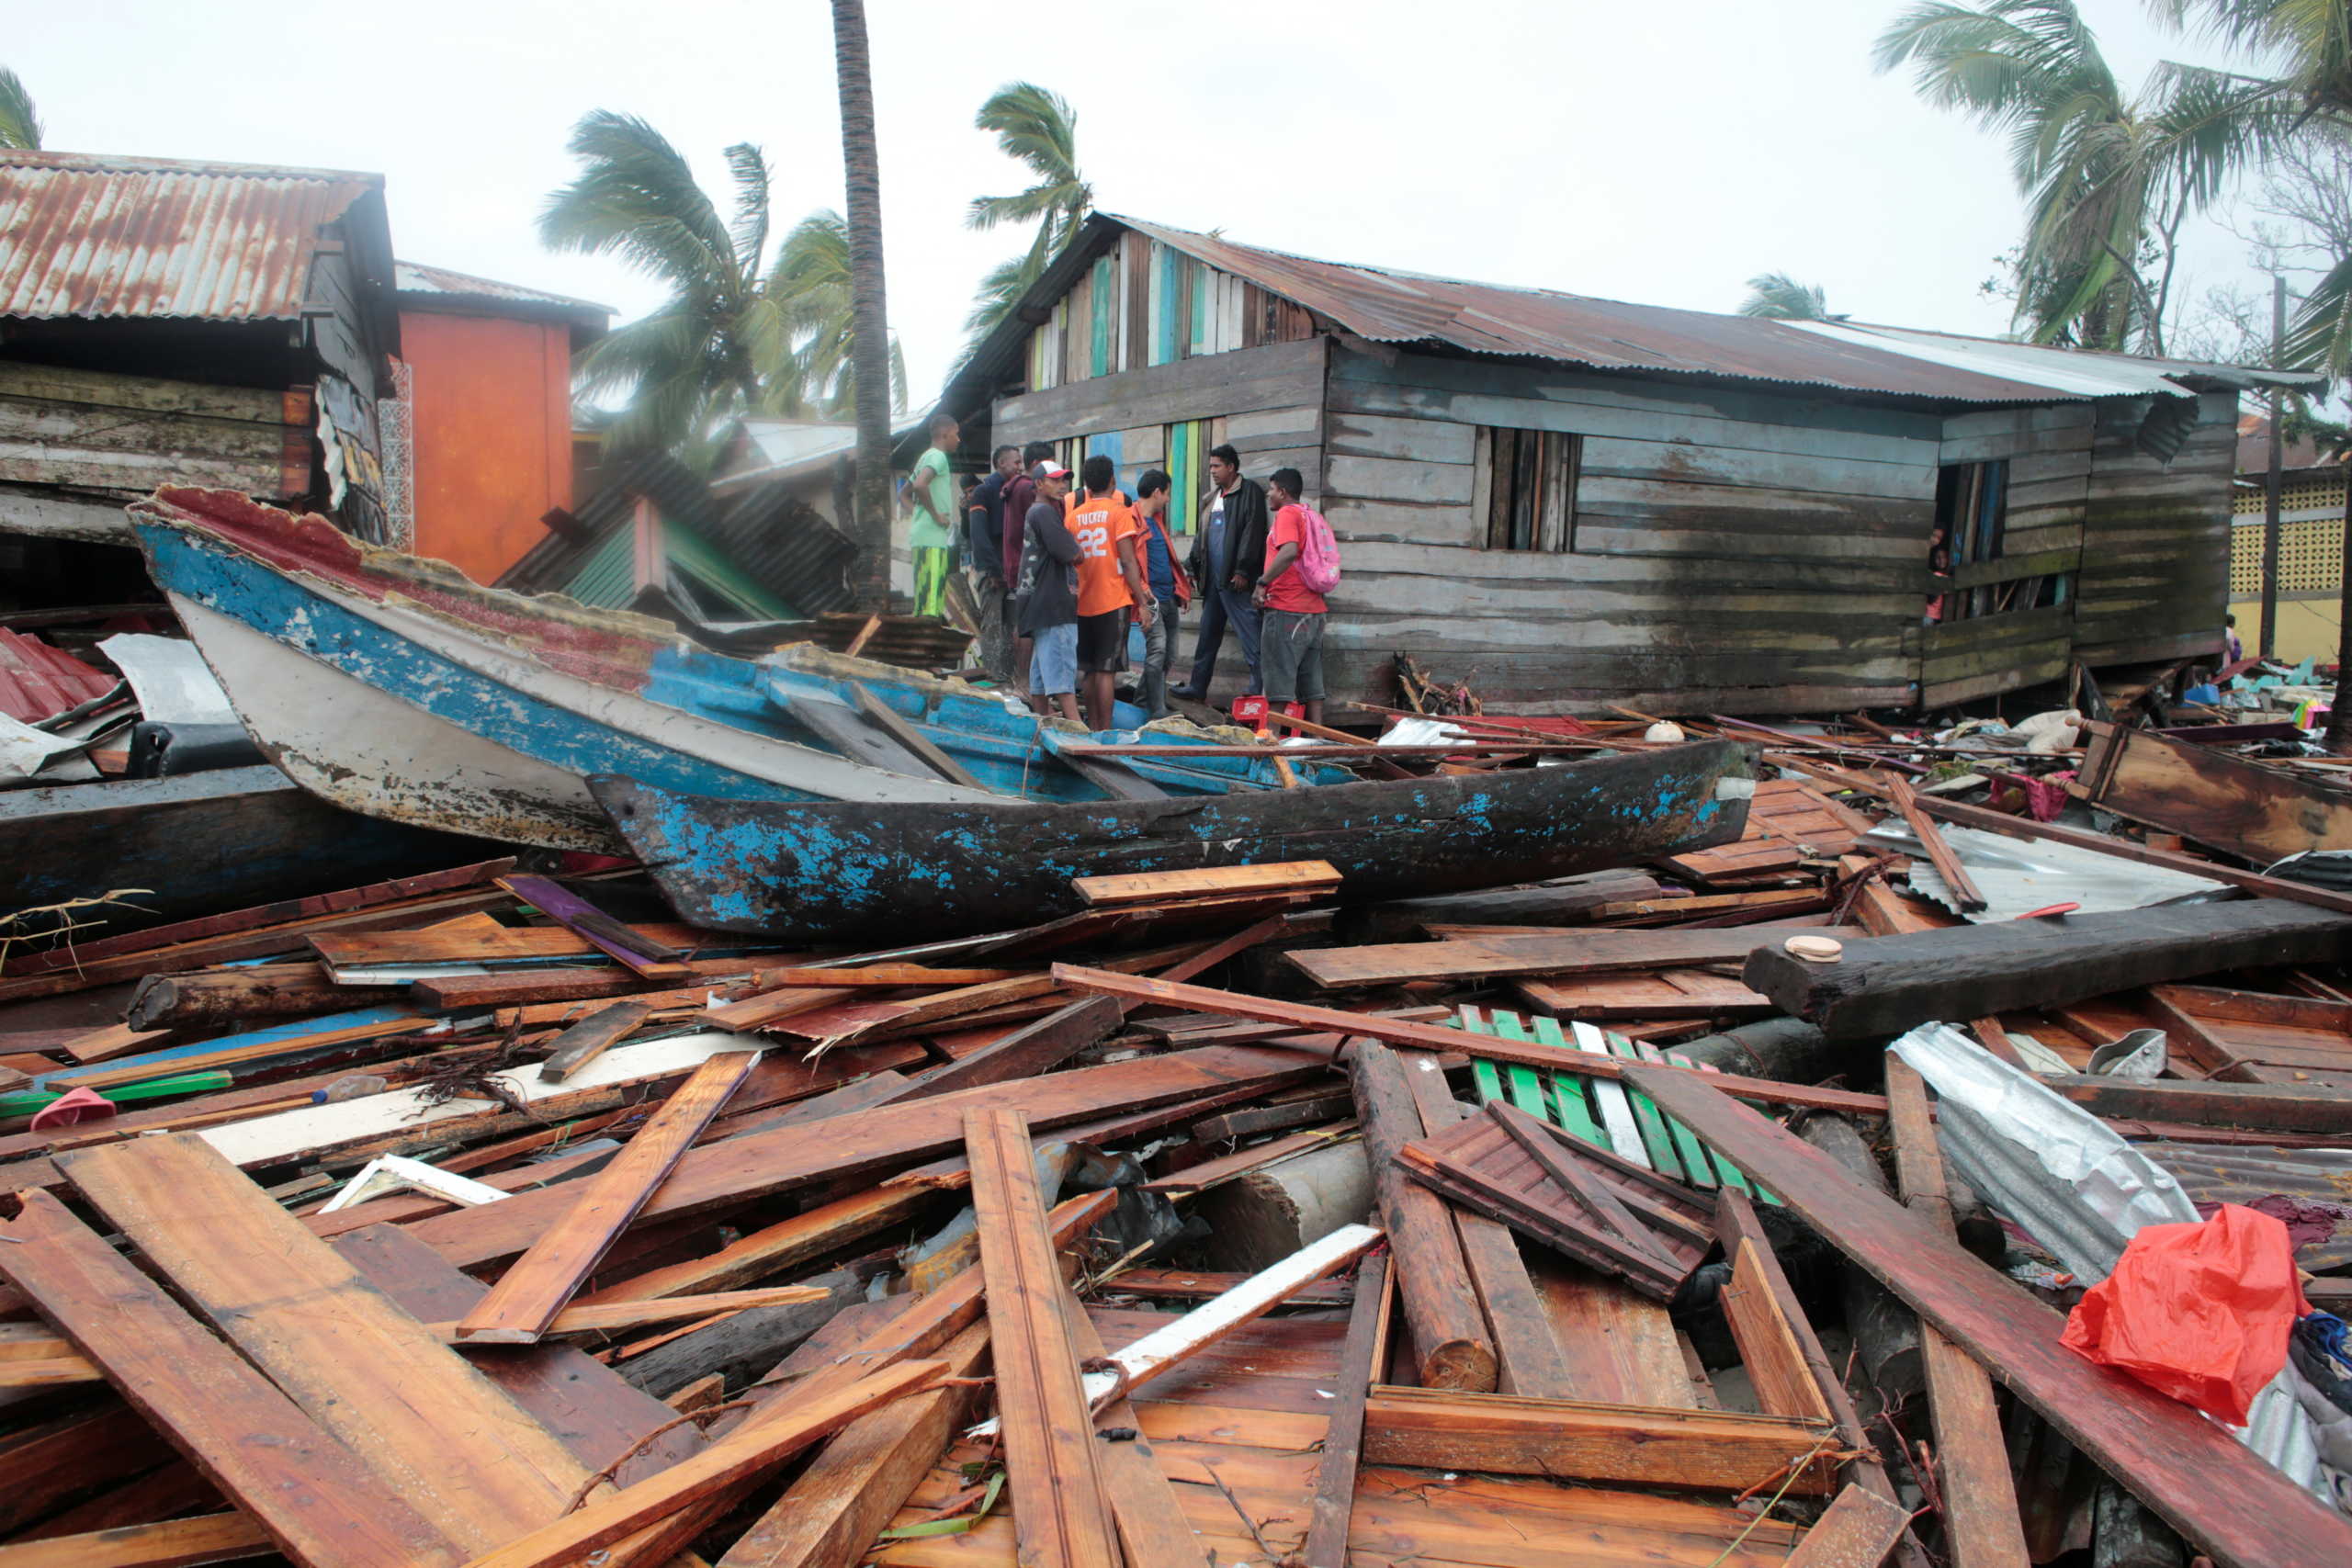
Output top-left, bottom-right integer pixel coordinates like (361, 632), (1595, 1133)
(2061, 1203), (2310, 1426)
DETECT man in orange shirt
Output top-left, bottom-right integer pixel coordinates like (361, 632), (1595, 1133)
(1068, 454), (1155, 730)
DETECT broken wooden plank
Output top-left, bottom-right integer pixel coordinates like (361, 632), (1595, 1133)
(127, 961), (402, 1031)
(0, 1189), (461, 1568)
(1743, 900), (2352, 1042)
(1785, 1484), (1915, 1568)
(536, 1000), (650, 1082)
(57, 1135), (590, 1554)
(2039, 1072), (2352, 1135)
(1290, 927), (1867, 988)
(1349, 1040), (1497, 1391)
(1880, 773), (1985, 911)
(1299, 1251), (1387, 1568)
(496, 874), (694, 979)
(453, 1359), (949, 1568)
(1052, 965), (1895, 1113)
(1359, 1386), (1838, 1495)
(1721, 1238), (1834, 1421)
(966, 1107), (1123, 1568)
(308, 918), (725, 974)
(583, 1185), (932, 1305)
(1627, 1066), (2352, 1568)
(1075, 859), (1341, 907)
(424, 1286), (828, 1340)
(890, 995), (1125, 1101)
(456, 1049), (758, 1343)
(1884, 1059), (2030, 1568)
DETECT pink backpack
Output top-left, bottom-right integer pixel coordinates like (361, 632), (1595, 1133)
(1294, 506), (1342, 595)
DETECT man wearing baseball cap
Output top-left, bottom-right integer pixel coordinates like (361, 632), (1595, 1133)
(1015, 462), (1082, 721)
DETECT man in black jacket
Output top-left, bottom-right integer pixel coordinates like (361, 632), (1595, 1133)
(1173, 445), (1267, 703)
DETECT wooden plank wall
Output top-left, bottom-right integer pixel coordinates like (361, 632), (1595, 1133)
(1315, 346), (1939, 713)
(1917, 404), (2091, 707)
(1024, 233), (1313, 395)
(2073, 389), (2238, 666)
(0, 361), (292, 501)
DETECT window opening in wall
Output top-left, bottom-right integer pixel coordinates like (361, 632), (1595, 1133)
(1479, 427), (1581, 551)
(1927, 457), (2068, 623)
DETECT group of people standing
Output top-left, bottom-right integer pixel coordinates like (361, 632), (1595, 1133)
(910, 412), (1329, 729)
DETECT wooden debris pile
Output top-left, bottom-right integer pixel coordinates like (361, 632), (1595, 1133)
(6, 710), (2352, 1568)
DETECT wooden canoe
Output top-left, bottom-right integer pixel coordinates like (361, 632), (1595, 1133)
(591, 741), (1755, 940)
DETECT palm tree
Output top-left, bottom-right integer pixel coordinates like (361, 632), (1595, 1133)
(0, 67), (41, 151)
(769, 210), (906, 420)
(1875, 1), (2184, 351)
(831, 0), (894, 613)
(963, 83), (1091, 341)
(538, 113), (797, 455)
(1738, 273), (1842, 321)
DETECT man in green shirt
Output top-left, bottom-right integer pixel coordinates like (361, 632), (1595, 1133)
(905, 412), (960, 619)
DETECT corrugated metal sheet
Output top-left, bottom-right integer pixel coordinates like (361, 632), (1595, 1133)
(0, 629), (119, 723)
(2146, 1144), (2352, 1273)
(0, 151), (379, 322)
(393, 260), (610, 323)
(941, 213), (2325, 417)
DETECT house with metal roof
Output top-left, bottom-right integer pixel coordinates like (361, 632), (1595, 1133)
(0, 150), (399, 580)
(940, 214), (2323, 713)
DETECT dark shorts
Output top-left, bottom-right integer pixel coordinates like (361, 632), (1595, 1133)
(1261, 609), (1326, 703)
(1077, 609), (1129, 673)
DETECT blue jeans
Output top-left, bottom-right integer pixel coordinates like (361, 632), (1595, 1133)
(1185, 583), (1261, 699)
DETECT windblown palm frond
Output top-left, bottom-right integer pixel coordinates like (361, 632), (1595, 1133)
(2150, 1), (2352, 125)
(962, 81), (1091, 343)
(770, 209), (906, 418)
(0, 67), (40, 151)
(2285, 253), (2352, 376)
(1738, 273), (1842, 320)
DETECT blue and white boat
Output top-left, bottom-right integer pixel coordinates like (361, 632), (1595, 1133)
(130, 488), (1347, 855)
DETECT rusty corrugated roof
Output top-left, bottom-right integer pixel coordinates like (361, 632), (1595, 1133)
(0, 150), (379, 322)
(0, 630), (119, 724)
(942, 213), (2320, 416)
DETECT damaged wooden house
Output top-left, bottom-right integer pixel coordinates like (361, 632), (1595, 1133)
(0, 149), (401, 605)
(939, 214), (2323, 714)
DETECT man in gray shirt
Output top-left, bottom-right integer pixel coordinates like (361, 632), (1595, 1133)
(1016, 464), (1081, 722)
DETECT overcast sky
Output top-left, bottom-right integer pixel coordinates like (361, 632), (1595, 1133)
(10, 1), (2286, 410)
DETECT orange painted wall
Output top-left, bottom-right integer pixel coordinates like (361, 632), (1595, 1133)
(400, 310), (573, 583)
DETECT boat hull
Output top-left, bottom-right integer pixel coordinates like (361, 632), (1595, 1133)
(592, 741), (1756, 940)
(0, 765), (500, 931)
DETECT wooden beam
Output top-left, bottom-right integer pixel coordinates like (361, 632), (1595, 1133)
(0, 1511), (273, 1568)
(0, 1190), (461, 1568)
(1742, 900), (2352, 1042)
(890, 996), (1125, 1101)
(2039, 1072), (2352, 1135)
(1350, 1041), (1496, 1391)
(582, 1184), (932, 1304)
(1299, 1252), (1387, 1568)
(1624, 1064), (2352, 1568)
(536, 1001), (650, 1082)
(1051, 966), (1894, 1113)
(1721, 1238), (1834, 1421)
(1359, 1386), (1838, 1494)
(56, 1136), (589, 1555)
(457, 1050), (758, 1343)
(1074, 859), (1340, 906)
(1069, 1304), (1215, 1568)
(1785, 1485), (1914, 1568)
(1397, 1064), (1577, 1398)
(966, 1108), (1123, 1568)
(495, 874), (693, 980)
(1884, 1060), (2030, 1568)
(1289, 927), (1869, 988)
(849, 679), (989, 789)
(450, 1359), (949, 1568)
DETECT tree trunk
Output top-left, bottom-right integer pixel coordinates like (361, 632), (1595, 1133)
(831, 0), (894, 613)
(2326, 469), (2352, 754)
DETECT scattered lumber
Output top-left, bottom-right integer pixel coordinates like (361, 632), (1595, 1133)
(1290, 926), (1868, 987)
(1623, 1063), (2352, 1568)
(1074, 858), (1340, 906)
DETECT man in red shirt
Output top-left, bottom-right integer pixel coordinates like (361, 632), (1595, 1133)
(1068, 455), (1154, 730)
(1252, 467), (1328, 724)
